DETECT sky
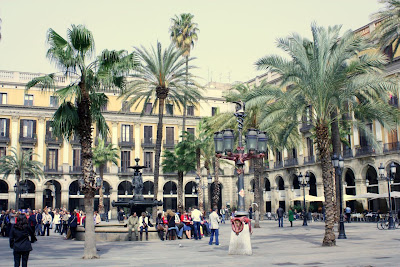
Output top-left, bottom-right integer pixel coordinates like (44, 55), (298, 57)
(0, 0), (384, 85)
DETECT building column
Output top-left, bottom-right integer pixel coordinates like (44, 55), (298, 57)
(111, 122), (119, 173)
(35, 190), (43, 210)
(11, 116), (19, 149)
(110, 190), (118, 219)
(134, 124), (141, 158)
(62, 139), (69, 173)
(355, 179), (368, 210)
(37, 117), (45, 163)
(61, 189), (69, 210)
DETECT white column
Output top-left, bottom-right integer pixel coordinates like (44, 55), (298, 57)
(62, 139), (69, 173)
(111, 122), (118, 146)
(134, 124), (141, 158)
(11, 116), (19, 149)
(37, 117), (45, 163)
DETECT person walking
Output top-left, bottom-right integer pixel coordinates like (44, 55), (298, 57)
(139, 212), (149, 241)
(277, 206), (284, 227)
(9, 214), (37, 267)
(208, 207), (220, 245)
(53, 211), (61, 233)
(191, 206), (202, 240)
(288, 208), (294, 227)
(248, 206), (253, 220)
(34, 210), (42, 236)
(345, 206), (351, 223)
(41, 210), (52, 236)
(68, 211), (78, 240)
(220, 207), (226, 224)
(127, 212), (139, 241)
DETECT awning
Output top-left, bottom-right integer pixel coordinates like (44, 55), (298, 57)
(292, 195), (325, 202)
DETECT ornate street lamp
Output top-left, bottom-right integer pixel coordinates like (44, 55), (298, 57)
(214, 101), (267, 255)
(332, 154), (346, 239)
(298, 172), (309, 226)
(378, 162), (396, 230)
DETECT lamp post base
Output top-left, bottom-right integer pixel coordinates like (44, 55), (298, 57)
(228, 224), (252, 255)
(338, 221), (347, 239)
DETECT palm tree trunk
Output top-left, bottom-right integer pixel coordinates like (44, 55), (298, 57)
(15, 172), (20, 210)
(77, 80), (98, 259)
(177, 171), (184, 210)
(196, 147), (204, 212)
(182, 55), (189, 134)
(315, 122), (336, 247)
(253, 157), (263, 228)
(98, 165), (104, 214)
(212, 157), (220, 209)
(152, 96), (165, 221)
(331, 111), (341, 226)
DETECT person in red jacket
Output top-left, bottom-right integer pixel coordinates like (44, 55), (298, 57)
(75, 210), (80, 225)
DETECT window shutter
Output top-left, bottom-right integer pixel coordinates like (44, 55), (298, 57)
(46, 121), (51, 136)
(55, 149), (58, 167)
(5, 119), (10, 137)
(33, 120), (37, 136)
(46, 149), (49, 168)
(129, 125), (133, 142)
(20, 119), (24, 137)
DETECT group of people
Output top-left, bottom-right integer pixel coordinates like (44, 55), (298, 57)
(123, 206), (221, 245)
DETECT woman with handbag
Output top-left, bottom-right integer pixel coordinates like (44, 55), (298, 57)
(68, 211), (78, 240)
(9, 214), (37, 267)
(156, 212), (165, 241)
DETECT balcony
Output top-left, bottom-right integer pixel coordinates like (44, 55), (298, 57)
(44, 166), (63, 175)
(45, 135), (62, 146)
(274, 161), (283, 169)
(118, 138), (135, 148)
(284, 158), (298, 167)
(118, 167), (134, 175)
(141, 138), (155, 149)
(19, 134), (37, 146)
(383, 142), (400, 153)
(95, 136), (111, 146)
(69, 166), (82, 174)
(95, 166), (110, 174)
(300, 122), (313, 133)
(69, 136), (80, 146)
(143, 168), (154, 174)
(355, 145), (375, 157)
(303, 156), (315, 165)
(163, 140), (178, 149)
(343, 147), (353, 158)
(0, 133), (10, 144)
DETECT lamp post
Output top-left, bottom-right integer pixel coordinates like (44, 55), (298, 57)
(297, 172), (310, 226)
(332, 154), (346, 239)
(378, 162), (396, 230)
(214, 101), (268, 255)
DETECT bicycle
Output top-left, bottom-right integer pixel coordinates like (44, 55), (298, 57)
(377, 217), (400, 230)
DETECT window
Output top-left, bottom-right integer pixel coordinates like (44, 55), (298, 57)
(121, 124), (132, 142)
(144, 152), (153, 171)
(21, 120), (35, 138)
(275, 150), (282, 162)
(166, 127), (174, 145)
(166, 104), (174, 116)
(0, 93), (7, 104)
(144, 126), (153, 143)
(122, 101), (130, 112)
(50, 96), (58, 107)
(211, 107), (218, 116)
(187, 128), (195, 136)
(0, 147), (6, 158)
(145, 103), (152, 114)
(187, 106), (194, 116)
(307, 137), (314, 157)
(24, 94), (34, 106)
(73, 149), (81, 167)
(0, 118), (9, 137)
(47, 149), (58, 170)
(121, 151), (131, 171)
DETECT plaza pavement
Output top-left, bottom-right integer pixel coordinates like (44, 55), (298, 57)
(0, 219), (399, 266)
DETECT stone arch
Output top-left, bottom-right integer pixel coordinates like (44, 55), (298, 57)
(363, 164), (379, 193)
(118, 180), (133, 195)
(143, 181), (154, 195)
(69, 180), (80, 195)
(344, 168), (356, 195)
(163, 181), (177, 195)
(290, 174), (300, 190)
(43, 179), (62, 208)
(275, 176), (284, 190)
(24, 180), (36, 193)
(0, 179), (9, 193)
(264, 178), (271, 191)
(185, 181), (197, 195)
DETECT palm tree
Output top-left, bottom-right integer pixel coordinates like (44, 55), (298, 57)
(93, 139), (119, 215)
(26, 25), (136, 259)
(0, 148), (43, 210)
(254, 24), (399, 246)
(170, 13), (199, 133)
(162, 134), (196, 210)
(120, 42), (200, 219)
(371, 0), (400, 61)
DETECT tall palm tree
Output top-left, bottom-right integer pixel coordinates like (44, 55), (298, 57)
(170, 13), (199, 133)
(120, 42), (200, 219)
(254, 24), (399, 246)
(0, 148), (43, 210)
(26, 25), (136, 259)
(162, 134), (196, 210)
(371, 0), (400, 61)
(93, 139), (119, 215)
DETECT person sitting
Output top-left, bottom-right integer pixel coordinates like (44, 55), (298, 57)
(166, 210), (177, 240)
(180, 211), (192, 239)
(127, 212), (139, 241)
(139, 212), (149, 241)
(156, 212), (165, 241)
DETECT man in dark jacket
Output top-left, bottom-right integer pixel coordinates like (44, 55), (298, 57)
(28, 211), (37, 233)
(9, 214), (36, 267)
(277, 207), (284, 227)
(34, 210), (42, 236)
